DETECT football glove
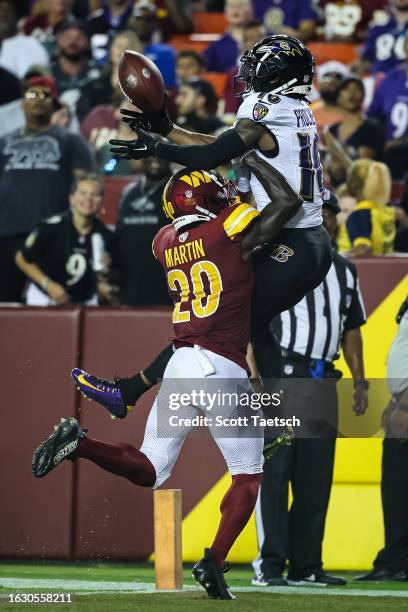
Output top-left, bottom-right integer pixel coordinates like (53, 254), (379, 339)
(120, 94), (173, 136)
(109, 128), (159, 160)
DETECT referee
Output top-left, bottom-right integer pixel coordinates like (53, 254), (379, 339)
(253, 193), (368, 587)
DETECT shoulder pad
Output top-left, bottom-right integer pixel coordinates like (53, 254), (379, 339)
(223, 202), (260, 240)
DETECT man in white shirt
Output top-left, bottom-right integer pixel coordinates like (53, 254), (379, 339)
(0, 0), (49, 78)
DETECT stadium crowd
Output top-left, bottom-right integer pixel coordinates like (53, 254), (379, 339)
(0, 0), (407, 306)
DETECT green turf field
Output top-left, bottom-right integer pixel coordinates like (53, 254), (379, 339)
(0, 562), (407, 611)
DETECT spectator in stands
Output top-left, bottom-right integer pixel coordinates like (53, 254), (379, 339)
(318, 0), (387, 42)
(176, 79), (225, 134)
(0, 0), (49, 78)
(176, 50), (206, 86)
(329, 77), (384, 160)
(368, 32), (408, 181)
(361, 0), (408, 74)
(78, 29), (142, 140)
(109, 29), (143, 90)
(87, 0), (134, 62)
(203, 0), (253, 73)
(15, 173), (117, 305)
(338, 160), (397, 256)
(224, 19), (266, 113)
(311, 61), (348, 132)
(97, 99), (141, 174)
(21, 0), (75, 58)
(81, 88), (123, 151)
(0, 76), (94, 303)
(147, 0), (193, 40)
(0, 66), (22, 106)
(51, 21), (110, 125)
(253, 0), (317, 41)
(116, 156), (171, 306)
(323, 76), (384, 186)
(127, 1), (176, 88)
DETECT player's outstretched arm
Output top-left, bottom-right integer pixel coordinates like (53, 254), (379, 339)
(120, 101), (216, 145)
(240, 152), (303, 260)
(110, 120), (266, 169)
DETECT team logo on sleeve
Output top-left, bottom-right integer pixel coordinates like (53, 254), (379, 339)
(253, 103), (269, 121)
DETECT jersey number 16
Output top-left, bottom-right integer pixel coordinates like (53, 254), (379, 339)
(297, 132), (324, 202)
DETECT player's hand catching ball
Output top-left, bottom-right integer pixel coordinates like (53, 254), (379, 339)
(120, 94), (173, 136)
(109, 129), (159, 160)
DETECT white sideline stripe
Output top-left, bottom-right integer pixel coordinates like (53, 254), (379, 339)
(1, 578), (408, 597)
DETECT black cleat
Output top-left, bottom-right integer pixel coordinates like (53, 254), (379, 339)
(355, 568), (408, 582)
(192, 548), (236, 600)
(32, 418), (87, 478)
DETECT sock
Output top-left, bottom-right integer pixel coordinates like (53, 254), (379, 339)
(78, 436), (156, 487)
(118, 344), (174, 406)
(210, 473), (262, 567)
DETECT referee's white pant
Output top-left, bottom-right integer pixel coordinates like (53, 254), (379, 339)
(140, 345), (264, 488)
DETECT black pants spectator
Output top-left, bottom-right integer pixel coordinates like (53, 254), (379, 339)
(0, 234), (27, 302)
(254, 356), (338, 578)
(374, 439), (408, 573)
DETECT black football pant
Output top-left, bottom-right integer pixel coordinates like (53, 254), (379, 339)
(0, 234), (27, 302)
(373, 439), (408, 572)
(254, 358), (338, 578)
(251, 225), (332, 380)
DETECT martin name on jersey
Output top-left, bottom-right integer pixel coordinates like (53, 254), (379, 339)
(236, 92), (324, 229)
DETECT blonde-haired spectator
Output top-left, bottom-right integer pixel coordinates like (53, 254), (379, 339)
(338, 159), (396, 257)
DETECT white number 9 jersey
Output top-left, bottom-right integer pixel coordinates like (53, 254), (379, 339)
(235, 92), (324, 229)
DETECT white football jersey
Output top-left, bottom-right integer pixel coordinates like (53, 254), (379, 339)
(235, 92), (324, 229)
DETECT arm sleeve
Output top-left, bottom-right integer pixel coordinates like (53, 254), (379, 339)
(346, 208), (373, 247)
(343, 265), (367, 331)
(69, 134), (95, 172)
(20, 223), (53, 264)
(155, 128), (249, 169)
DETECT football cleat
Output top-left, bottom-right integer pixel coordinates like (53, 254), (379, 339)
(32, 417), (87, 478)
(192, 548), (236, 600)
(71, 368), (133, 420)
(251, 572), (287, 586)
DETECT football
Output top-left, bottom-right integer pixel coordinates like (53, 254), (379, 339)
(118, 50), (165, 112)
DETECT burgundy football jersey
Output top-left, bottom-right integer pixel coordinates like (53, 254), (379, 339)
(153, 202), (260, 371)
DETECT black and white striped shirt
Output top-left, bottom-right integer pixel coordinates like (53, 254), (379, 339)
(271, 251), (366, 363)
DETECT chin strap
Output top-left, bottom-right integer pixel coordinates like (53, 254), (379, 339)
(172, 206), (217, 231)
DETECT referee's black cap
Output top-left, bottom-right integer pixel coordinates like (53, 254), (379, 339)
(322, 189), (340, 215)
